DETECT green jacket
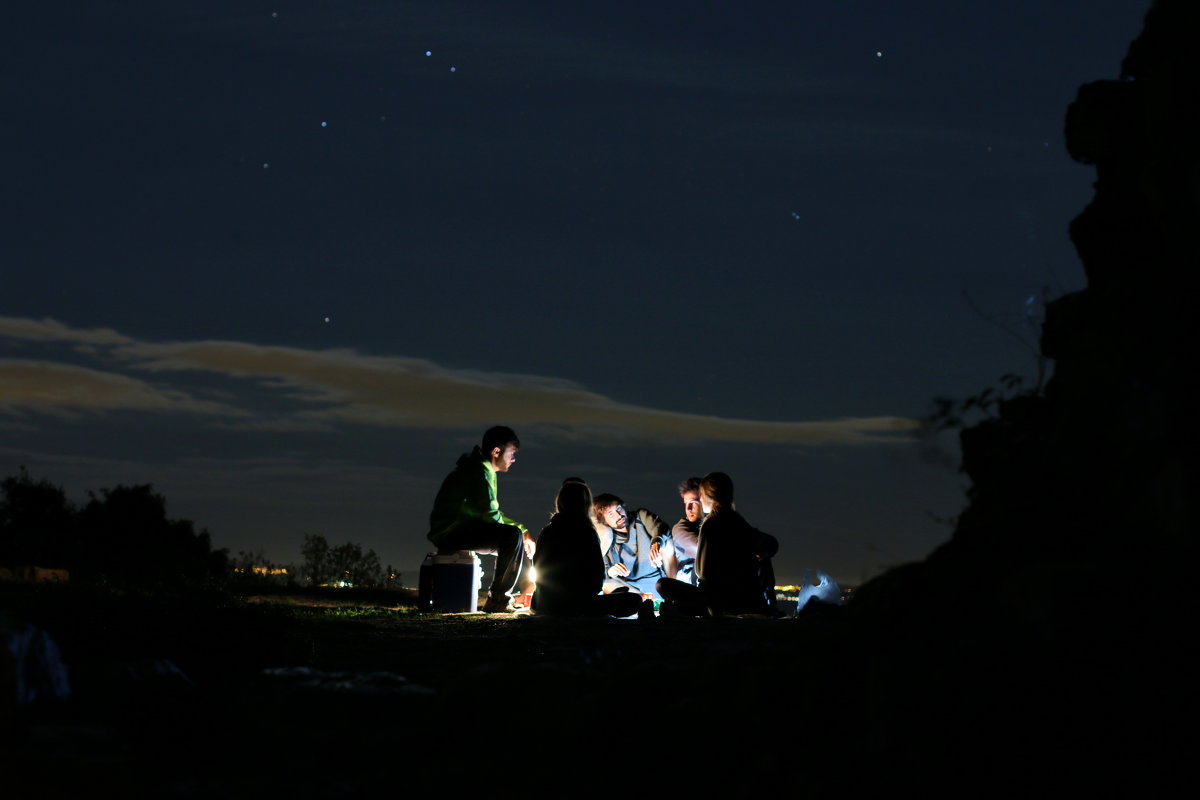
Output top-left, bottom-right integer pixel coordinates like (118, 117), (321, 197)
(427, 446), (526, 545)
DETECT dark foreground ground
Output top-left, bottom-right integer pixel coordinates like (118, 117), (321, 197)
(1, 581), (1185, 797)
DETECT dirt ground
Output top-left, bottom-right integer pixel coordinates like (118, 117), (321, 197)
(2, 585), (1183, 796)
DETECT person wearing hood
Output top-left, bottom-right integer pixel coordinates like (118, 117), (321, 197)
(427, 426), (535, 613)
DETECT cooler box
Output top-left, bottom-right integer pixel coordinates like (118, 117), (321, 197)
(423, 550), (482, 612)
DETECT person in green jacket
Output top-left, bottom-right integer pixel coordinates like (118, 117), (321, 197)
(427, 426), (535, 613)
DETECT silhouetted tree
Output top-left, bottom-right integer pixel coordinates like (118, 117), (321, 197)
(2, 471), (228, 588)
(301, 533), (331, 586)
(301, 534), (384, 587)
(0, 467), (76, 567)
(330, 541), (382, 587)
(76, 484), (227, 587)
(384, 564), (402, 589)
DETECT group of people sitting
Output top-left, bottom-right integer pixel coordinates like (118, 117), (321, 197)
(427, 426), (779, 617)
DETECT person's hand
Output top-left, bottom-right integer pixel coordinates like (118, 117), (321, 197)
(607, 563), (629, 578)
(522, 533), (536, 559)
(648, 542), (662, 568)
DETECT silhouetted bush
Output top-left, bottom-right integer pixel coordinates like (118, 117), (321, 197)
(1, 469), (228, 592)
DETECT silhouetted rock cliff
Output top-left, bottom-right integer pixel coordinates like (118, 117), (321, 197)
(854, 0), (1197, 634)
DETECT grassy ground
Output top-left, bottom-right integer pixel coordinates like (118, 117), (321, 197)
(1, 581), (1183, 796)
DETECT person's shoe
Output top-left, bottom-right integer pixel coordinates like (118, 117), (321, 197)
(481, 597), (516, 614)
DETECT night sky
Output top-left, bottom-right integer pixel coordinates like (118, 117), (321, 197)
(1, 1), (1148, 585)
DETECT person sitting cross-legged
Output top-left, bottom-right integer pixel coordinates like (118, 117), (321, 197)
(533, 479), (647, 618)
(656, 472), (779, 617)
(593, 493), (671, 600)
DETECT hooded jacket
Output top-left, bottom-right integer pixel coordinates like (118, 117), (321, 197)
(427, 446), (526, 545)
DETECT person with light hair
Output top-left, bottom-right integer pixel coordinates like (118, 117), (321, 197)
(533, 479), (648, 618)
(656, 472), (779, 616)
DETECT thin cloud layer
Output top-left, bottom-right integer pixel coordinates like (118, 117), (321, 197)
(0, 316), (133, 346)
(0, 359), (239, 417)
(1, 316), (918, 444)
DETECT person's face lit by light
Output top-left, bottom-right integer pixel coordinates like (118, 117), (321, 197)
(681, 490), (703, 523)
(700, 489), (715, 515)
(490, 444), (518, 473)
(601, 503), (628, 531)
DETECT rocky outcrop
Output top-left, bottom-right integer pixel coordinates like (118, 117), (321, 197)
(854, 0), (1197, 631)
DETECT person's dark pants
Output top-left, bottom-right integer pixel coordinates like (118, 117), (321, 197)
(534, 590), (643, 618)
(656, 577), (709, 616)
(435, 522), (523, 602)
(658, 558), (778, 616)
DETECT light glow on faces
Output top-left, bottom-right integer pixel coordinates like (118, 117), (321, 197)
(700, 491), (714, 515)
(490, 444), (518, 472)
(682, 490), (703, 523)
(601, 504), (628, 531)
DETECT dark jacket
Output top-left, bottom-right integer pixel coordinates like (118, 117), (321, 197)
(533, 513), (605, 615)
(696, 510), (778, 614)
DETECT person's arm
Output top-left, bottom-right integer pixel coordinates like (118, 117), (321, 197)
(641, 508), (669, 566)
(671, 519), (700, 560)
(598, 525), (629, 576)
(465, 461), (528, 533)
(641, 509), (669, 547)
(752, 529), (779, 559)
(459, 460), (495, 523)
